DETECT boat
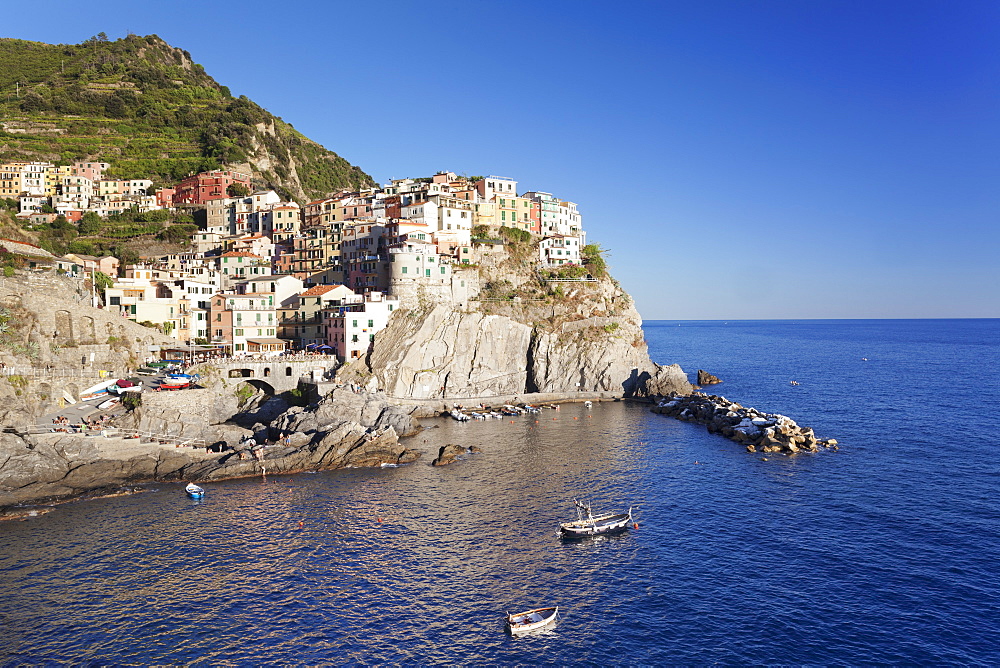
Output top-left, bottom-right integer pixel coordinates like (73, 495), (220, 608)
(559, 499), (633, 538)
(97, 398), (120, 411)
(109, 379), (142, 395)
(584, 400), (593, 409)
(158, 376), (191, 390)
(449, 409), (471, 422)
(185, 483), (205, 498)
(79, 379), (117, 401)
(505, 606), (558, 636)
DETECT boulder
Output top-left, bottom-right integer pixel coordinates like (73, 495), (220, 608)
(432, 444), (467, 466)
(697, 370), (722, 385)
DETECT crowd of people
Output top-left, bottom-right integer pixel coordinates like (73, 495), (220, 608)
(49, 412), (114, 433)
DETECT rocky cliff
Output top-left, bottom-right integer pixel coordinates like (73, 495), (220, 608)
(339, 241), (691, 400)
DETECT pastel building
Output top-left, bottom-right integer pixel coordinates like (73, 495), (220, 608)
(209, 292), (282, 355)
(322, 291), (399, 362)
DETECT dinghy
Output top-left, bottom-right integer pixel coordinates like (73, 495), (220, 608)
(185, 483), (205, 498)
(505, 606), (558, 636)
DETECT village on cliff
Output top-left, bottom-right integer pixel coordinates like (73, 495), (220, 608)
(0, 162), (590, 361)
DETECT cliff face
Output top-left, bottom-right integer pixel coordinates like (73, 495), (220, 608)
(0, 272), (177, 428)
(342, 262), (691, 400)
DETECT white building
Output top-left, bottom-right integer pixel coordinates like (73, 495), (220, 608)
(539, 235), (583, 267)
(323, 291), (399, 362)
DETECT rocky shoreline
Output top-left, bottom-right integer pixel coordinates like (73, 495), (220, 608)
(1, 387), (629, 517)
(652, 393), (838, 455)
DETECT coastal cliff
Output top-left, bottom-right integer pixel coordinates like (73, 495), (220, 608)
(339, 238), (691, 400)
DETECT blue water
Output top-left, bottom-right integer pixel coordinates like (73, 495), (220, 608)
(1, 319), (998, 665)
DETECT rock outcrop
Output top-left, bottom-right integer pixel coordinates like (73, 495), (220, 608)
(652, 393), (838, 455)
(0, 413), (420, 510)
(697, 370), (722, 385)
(341, 277), (693, 400)
(431, 444), (467, 466)
(270, 387), (421, 439)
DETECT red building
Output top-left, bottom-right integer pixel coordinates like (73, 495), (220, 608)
(173, 170), (251, 206)
(155, 187), (176, 209)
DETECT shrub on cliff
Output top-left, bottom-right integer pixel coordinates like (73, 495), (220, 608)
(499, 226), (531, 244)
(582, 244), (608, 278)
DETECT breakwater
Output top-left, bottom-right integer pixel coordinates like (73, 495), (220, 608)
(652, 392), (838, 454)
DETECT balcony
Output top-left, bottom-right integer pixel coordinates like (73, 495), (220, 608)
(221, 303), (274, 311)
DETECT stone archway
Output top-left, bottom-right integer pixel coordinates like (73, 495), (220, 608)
(54, 310), (74, 345)
(229, 368), (254, 378)
(234, 379), (275, 412)
(79, 316), (96, 345)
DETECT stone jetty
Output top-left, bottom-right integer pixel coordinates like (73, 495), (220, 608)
(652, 393), (838, 454)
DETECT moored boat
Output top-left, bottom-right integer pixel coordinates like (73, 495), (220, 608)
(97, 397), (120, 411)
(185, 483), (205, 498)
(559, 499), (632, 538)
(505, 606), (558, 636)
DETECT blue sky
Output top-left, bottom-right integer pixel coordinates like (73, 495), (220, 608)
(6, 0), (999, 318)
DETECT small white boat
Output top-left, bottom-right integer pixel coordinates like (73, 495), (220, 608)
(506, 606), (558, 636)
(449, 409), (471, 422)
(97, 398), (120, 411)
(559, 499), (633, 538)
(584, 400), (593, 409)
(185, 483), (205, 498)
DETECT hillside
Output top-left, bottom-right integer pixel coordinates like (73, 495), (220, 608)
(0, 34), (373, 201)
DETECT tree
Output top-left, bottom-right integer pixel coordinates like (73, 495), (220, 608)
(227, 182), (250, 197)
(94, 271), (115, 292)
(581, 244), (608, 278)
(78, 211), (103, 235)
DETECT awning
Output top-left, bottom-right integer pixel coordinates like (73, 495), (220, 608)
(246, 338), (288, 346)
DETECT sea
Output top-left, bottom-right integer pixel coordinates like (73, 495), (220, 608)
(1, 319), (998, 666)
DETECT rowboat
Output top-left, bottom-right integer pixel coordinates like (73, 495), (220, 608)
(185, 483), (205, 498)
(505, 606), (558, 636)
(559, 499), (633, 538)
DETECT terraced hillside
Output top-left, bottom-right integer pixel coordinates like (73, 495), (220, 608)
(0, 34), (373, 201)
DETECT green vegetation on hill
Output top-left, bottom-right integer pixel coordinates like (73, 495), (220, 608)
(0, 34), (374, 200)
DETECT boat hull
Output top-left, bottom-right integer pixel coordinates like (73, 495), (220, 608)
(559, 510), (633, 538)
(506, 606), (558, 635)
